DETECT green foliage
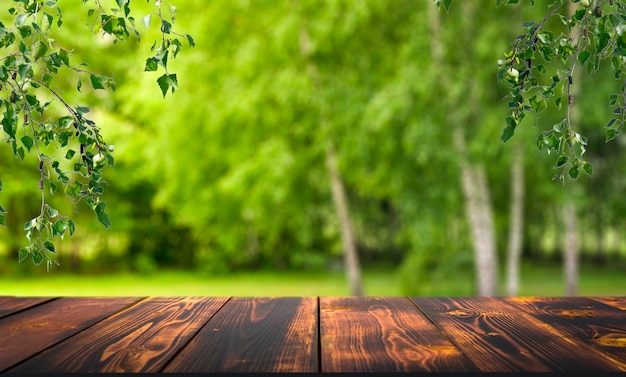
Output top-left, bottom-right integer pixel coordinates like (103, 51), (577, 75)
(0, 0), (192, 269)
(436, 0), (626, 182)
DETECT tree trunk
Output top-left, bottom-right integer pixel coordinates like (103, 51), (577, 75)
(326, 144), (363, 296)
(297, 18), (363, 295)
(431, 2), (499, 296)
(506, 141), (525, 296)
(562, 1), (580, 296)
(563, 202), (578, 295)
(594, 210), (606, 264)
(454, 129), (499, 296)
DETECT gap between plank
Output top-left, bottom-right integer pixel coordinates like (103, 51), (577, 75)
(157, 296), (233, 373)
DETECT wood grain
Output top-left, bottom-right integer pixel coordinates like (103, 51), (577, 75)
(9, 296), (228, 373)
(505, 296), (626, 364)
(0, 296), (57, 319)
(411, 297), (626, 372)
(593, 297), (626, 311)
(0, 297), (141, 372)
(163, 297), (318, 373)
(319, 296), (478, 372)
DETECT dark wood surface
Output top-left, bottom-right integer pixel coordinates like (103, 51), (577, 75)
(0, 296), (624, 373)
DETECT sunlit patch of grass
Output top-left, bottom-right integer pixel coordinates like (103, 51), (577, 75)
(0, 260), (624, 297)
(0, 269), (403, 296)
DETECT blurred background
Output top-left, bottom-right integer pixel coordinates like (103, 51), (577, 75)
(1, 0), (625, 296)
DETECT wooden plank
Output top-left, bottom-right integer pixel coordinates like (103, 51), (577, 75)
(0, 297), (141, 372)
(319, 296), (478, 372)
(505, 297), (626, 364)
(163, 297), (318, 373)
(8, 297), (228, 373)
(593, 297), (626, 311)
(0, 296), (57, 319)
(411, 297), (626, 372)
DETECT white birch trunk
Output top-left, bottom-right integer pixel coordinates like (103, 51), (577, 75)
(562, 1), (580, 296)
(434, 2), (498, 296)
(298, 20), (363, 296)
(563, 202), (579, 295)
(506, 142), (525, 296)
(326, 144), (363, 296)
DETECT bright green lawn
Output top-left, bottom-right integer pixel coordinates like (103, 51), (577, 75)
(0, 269), (403, 296)
(1, 261), (624, 296)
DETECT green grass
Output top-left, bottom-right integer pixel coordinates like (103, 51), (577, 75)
(0, 269), (403, 296)
(0, 261), (624, 296)
(518, 261), (626, 296)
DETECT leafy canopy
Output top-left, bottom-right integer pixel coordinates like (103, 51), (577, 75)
(0, 0), (193, 270)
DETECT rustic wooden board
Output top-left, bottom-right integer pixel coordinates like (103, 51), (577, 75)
(411, 297), (626, 372)
(319, 296), (478, 373)
(0, 296), (57, 319)
(0, 297), (141, 372)
(163, 297), (318, 373)
(593, 297), (626, 311)
(9, 296), (229, 373)
(505, 296), (626, 364)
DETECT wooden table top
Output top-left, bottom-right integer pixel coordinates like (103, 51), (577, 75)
(0, 296), (624, 373)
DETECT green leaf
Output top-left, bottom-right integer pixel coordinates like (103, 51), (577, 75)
(186, 34), (195, 47)
(59, 49), (70, 66)
(501, 125), (515, 143)
(95, 202), (111, 228)
(0, 204), (5, 213)
(46, 206), (59, 218)
(68, 219), (76, 236)
(555, 155), (568, 168)
(15, 146), (24, 160)
(577, 50), (591, 66)
(144, 57), (158, 72)
(555, 96), (562, 109)
(171, 39), (183, 57)
(161, 20), (172, 34)
(606, 128), (620, 142)
(0, 213), (5, 227)
(33, 41), (48, 60)
(18, 248), (28, 262)
(16, 13), (28, 27)
(52, 220), (67, 237)
(20, 135), (33, 151)
(18, 25), (31, 38)
(76, 106), (90, 115)
(43, 240), (56, 253)
(583, 162), (593, 176)
(32, 250), (43, 265)
(18, 64), (32, 80)
(142, 13), (152, 28)
(3, 117), (16, 139)
(605, 118), (618, 129)
(157, 73), (178, 97)
(552, 120), (566, 133)
(24, 218), (36, 231)
(435, 0), (453, 12)
(568, 166), (579, 180)
(90, 74), (106, 90)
